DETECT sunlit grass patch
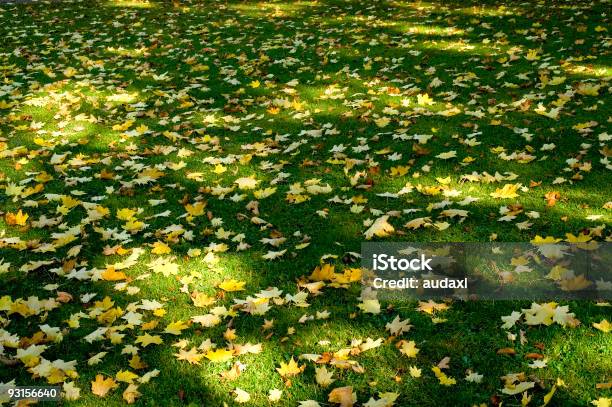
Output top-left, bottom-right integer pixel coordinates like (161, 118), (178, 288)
(227, 1), (319, 18)
(104, 0), (155, 8)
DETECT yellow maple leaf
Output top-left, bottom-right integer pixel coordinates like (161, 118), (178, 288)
(525, 49), (539, 61)
(417, 93), (434, 105)
(205, 348), (234, 363)
(332, 268), (362, 284)
(101, 266), (127, 281)
(91, 374), (118, 397)
(490, 183), (521, 199)
(61, 195), (80, 209)
(592, 397), (611, 407)
(593, 319), (611, 333)
(129, 355), (147, 370)
(112, 120), (134, 131)
(218, 279), (246, 292)
(0, 295), (12, 311)
(523, 302), (557, 326)
(212, 164), (227, 174)
(276, 357), (305, 377)
(409, 366), (422, 378)
(151, 241), (171, 255)
(417, 185), (441, 196)
(398, 340), (420, 358)
(141, 320), (159, 330)
(432, 366), (456, 386)
(63, 67), (77, 77)
(164, 320), (189, 335)
(123, 219), (145, 232)
(309, 264), (336, 281)
(374, 117), (391, 128)
(135, 334), (163, 347)
(390, 165), (409, 177)
(253, 187), (277, 199)
(116, 370), (139, 384)
(116, 208), (137, 220)
(192, 291), (216, 308)
(531, 235), (562, 244)
(185, 201), (206, 216)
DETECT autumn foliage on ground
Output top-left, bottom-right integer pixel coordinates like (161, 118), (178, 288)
(0, 0), (611, 406)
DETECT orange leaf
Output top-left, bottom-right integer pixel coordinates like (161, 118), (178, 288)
(101, 266), (127, 281)
(151, 241), (171, 255)
(5, 210), (28, 226)
(544, 191), (560, 207)
(91, 374), (118, 397)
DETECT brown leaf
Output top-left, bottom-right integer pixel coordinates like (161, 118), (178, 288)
(529, 180), (542, 188)
(56, 291), (73, 303)
(437, 356), (450, 369)
(328, 386), (356, 407)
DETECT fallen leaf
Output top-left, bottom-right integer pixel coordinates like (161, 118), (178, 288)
(91, 375), (118, 397)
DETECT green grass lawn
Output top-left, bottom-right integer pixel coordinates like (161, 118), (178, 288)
(0, 0), (611, 405)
